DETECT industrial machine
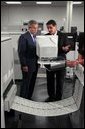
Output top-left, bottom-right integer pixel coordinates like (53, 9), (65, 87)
(36, 35), (67, 71)
(36, 35), (58, 59)
(1, 35), (84, 128)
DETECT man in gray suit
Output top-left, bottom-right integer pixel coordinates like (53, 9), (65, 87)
(18, 20), (38, 99)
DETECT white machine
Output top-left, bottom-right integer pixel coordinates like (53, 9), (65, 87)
(1, 37), (17, 128)
(36, 35), (58, 59)
(36, 35), (66, 71)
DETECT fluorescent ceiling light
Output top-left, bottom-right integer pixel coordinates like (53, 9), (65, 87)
(73, 2), (82, 4)
(36, 2), (52, 4)
(6, 1), (22, 4)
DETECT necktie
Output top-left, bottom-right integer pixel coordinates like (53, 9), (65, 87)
(33, 35), (36, 44)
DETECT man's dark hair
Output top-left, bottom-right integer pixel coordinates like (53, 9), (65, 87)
(46, 20), (57, 26)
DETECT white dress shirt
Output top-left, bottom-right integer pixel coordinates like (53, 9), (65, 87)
(53, 31), (57, 35)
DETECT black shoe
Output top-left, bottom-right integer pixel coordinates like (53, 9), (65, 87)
(55, 96), (62, 101)
(26, 96), (32, 100)
(28, 98), (32, 100)
(45, 97), (56, 102)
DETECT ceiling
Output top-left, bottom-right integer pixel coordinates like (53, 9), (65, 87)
(1, 1), (84, 7)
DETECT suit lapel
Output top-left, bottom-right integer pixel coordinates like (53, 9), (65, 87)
(27, 31), (35, 45)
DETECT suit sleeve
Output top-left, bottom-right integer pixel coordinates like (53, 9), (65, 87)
(61, 33), (70, 54)
(18, 35), (27, 66)
(78, 33), (84, 56)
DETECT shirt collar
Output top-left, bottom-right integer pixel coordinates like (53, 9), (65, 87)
(29, 31), (33, 37)
(53, 31), (57, 35)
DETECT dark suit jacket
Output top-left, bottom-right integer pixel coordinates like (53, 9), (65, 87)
(46, 31), (69, 59)
(18, 31), (38, 72)
(78, 32), (84, 57)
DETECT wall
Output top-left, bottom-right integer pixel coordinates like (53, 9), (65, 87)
(72, 7), (84, 32)
(1, 5), (84, 32)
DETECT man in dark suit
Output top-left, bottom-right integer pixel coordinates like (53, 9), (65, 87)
(45, 20), (71, 101)
(18, 20), (38, 99)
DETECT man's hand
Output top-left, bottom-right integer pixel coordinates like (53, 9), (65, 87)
(66, 60), (79, 67)
(22, 66), (28, 72)
(62, 45), (71, 52)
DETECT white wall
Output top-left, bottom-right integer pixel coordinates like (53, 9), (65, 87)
(72, 7), (84, 32)
(1, 5), (84, 32)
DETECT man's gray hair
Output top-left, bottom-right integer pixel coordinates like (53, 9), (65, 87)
(28, 20), (38, 27)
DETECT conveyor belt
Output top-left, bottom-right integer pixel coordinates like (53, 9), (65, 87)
(4, 64), (84, 117)
(11, 96), (77, 116)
